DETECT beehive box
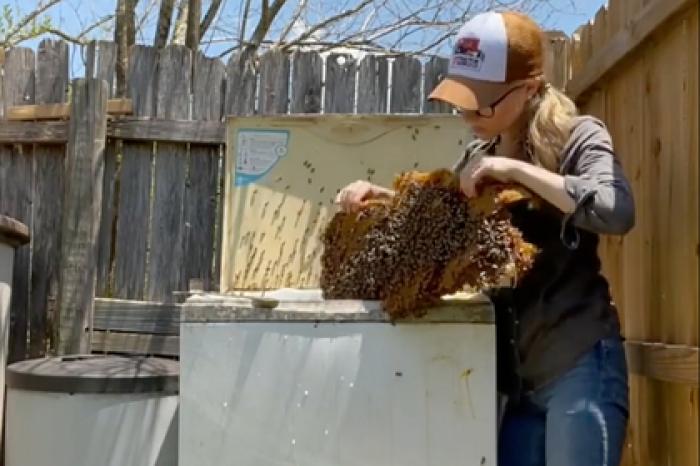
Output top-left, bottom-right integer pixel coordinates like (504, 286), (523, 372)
(221, 114), (472, 292)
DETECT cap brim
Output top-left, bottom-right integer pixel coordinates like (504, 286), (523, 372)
(428, 76), (511, 110)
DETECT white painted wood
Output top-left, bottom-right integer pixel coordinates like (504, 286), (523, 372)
(180, 318), (496, 465)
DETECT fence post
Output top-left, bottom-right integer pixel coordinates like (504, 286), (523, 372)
(57, 78), (108, 355)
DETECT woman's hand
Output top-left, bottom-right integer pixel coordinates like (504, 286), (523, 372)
(459, 156), (518, 197)
(335, 180), (394, 213)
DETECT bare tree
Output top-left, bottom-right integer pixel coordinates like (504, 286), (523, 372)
(115, 0), (138, 96)
(0, 0), (61, 48)
(154, 0), (176, 49)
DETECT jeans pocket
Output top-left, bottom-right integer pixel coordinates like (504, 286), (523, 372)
(598, 338), (630, 417)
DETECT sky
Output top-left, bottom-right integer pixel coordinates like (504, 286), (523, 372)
(9, 0), (607, 77)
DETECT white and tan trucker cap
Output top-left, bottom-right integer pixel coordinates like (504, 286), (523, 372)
(429, 11), (546, 110)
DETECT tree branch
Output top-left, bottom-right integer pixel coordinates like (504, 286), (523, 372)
(199, 0), (223, 40)
(185, 0), (201, 49)
(3, 0), (61, 43)
(279, 0), (373, 52)
(247, 0), (288, 52)
(154, 0), (176, 49)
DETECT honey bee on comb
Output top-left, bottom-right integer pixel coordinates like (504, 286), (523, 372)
(320, 169), (538, 318)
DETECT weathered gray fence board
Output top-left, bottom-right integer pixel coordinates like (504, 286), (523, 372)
(57, 78), (108, 355)
(291, 52), (323, 113)
(146, 45), (191, 302)
(424, 56), (451, 113)
(93, 298), (181, 335)
(86, 41), (117, 96)
(224, 49), (257, 116)
(1, 47), (35, 363)
(391, 56), (421, 113)
(96, 141), (118, 298)
(184, 53), (224, 292)
(0, 121), (67, 143)
(357, 55), (388, 113)
(35, 40), (69, 104)
(88, 41), (119, 298)
(113, 46), (157, 300)
(109, 119), (224, 143)
(325, 54), (356, 113)
(91, 330), (179, 356)
(29, 40), (69, 358)
(258, 50), (290, 114)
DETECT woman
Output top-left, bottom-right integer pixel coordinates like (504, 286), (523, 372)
(335, 11), (635, 466)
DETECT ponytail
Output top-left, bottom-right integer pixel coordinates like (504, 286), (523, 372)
(526, 83), (578, 172)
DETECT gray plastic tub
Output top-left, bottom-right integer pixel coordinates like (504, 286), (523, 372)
(5, 354), (179, 466)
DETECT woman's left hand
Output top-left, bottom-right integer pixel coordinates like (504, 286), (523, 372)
(459, 156), (519, 197)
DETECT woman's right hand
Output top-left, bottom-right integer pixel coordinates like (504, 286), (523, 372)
(335, 180), (394, 213)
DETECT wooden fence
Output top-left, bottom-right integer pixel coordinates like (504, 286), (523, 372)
(0, 39), (465, 362)
(552, 0), (699, 464)
(0, 0), (698, 462)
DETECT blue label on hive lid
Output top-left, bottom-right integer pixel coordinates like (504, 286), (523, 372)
(234, 129), (290, 186)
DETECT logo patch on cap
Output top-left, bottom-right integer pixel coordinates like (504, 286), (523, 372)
(453, 37), (485, 71)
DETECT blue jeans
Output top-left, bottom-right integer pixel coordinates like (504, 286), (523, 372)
(498, 337), (629, 466)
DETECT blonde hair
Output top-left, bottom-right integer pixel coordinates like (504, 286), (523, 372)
(525, 82), (579, 172)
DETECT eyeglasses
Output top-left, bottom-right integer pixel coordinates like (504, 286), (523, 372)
(455, 84), (526, 118)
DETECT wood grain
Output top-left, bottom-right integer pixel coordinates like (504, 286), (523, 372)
(324, 54), (356, 113)
(91, 330), (179, 356)
(0, 121), (67, 143)
(6, 99), (132, 120)
(626, 341), (699, 385)
(113, 45), (157, 300)
(390, 56), (421, 113)
(93, 298), (181, 335)
(145, 45), (191, 302)
(57, 78), (108, 355)
(183, 52), (224, 292)
(94, 41), (118, 299)
(357, 55), (388, 114)
(290, 52), (322, 114)
(258, 50), (290, 115)
(0, 46), (35, 363)
(567, 0), (695, 99)
(30, 39), (68, 358)
(224, 49), (256, 116)
(423, 56), (450, 114)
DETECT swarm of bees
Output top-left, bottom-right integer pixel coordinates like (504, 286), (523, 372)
(320, 169), (538, 318)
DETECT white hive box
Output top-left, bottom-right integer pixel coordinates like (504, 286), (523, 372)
(221, 114), (471, 291)
(179, 290), (496, 466)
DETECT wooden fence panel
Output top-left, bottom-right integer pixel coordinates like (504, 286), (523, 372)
(390, 56), (421, 113)
(324, 53), (356, 113)
(0, 47), (35, 363)
(29, 40), (69, 358)
(423, 56), (450, 113)
(57, 78), (108, 354)
(224, 50), (257, 116)
(290, 52), (322, 114)
(184, 52), (225, 292)
(357, 55), (388, 114)
(559, 2), (699, 465)
(258, 50), (289, 115)
(146, 45), (191, 302)
(88, 41), (119, 299)
(113, 45), (157, 300)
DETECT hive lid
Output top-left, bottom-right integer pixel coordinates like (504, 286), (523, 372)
(0, 215), (30, 247)
(6, 355), (179, 394)
(182, 289), (494, 324)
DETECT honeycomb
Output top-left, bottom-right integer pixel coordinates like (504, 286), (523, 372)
(320, 169), (538, 318)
